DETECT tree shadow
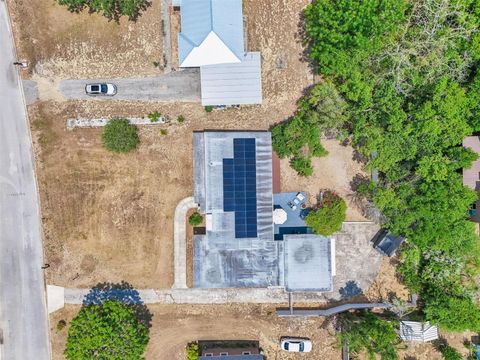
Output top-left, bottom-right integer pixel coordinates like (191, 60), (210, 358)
(83, 281), (153, 328)
(404, 356), (417, 360)
(339, 280), (363, 300)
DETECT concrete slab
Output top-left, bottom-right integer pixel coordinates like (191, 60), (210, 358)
(47, 285), (65, 314)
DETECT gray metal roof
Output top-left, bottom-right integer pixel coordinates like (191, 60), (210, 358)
(283, 234), (333, 292)
(400, 321), (438, 342)
(199, 356), (264, 360)
(192, 131), (278, 288)
(200, 52), (262, 106)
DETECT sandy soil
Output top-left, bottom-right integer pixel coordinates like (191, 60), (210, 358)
(280, 139), (369, 221)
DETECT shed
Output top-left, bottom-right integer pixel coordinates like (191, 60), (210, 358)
(372, 229), (405, 257)
(399, 321), (439, 342)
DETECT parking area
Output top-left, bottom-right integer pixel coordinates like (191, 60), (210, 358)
(58, 69), (201, 101)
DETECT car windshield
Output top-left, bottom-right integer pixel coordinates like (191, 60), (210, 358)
(299, 343), (304, 352)
(283, 343), (289, 350)
(91, 85), (99, 92)
(101, 84), (108, 93)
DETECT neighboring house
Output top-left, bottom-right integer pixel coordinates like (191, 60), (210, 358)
(177, 0), (262, 106)
(199, 341), (264, 360)
(399, 321), (439, 342)
(371, 229), (405, 257)
(463, 136), (480, 222)
(192, 131), (333, 291)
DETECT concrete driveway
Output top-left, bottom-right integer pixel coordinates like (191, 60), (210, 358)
(59, 69), (201, 101)
(0, 2), (50, 359)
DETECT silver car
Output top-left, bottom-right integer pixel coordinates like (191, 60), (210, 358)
(280, 338), (312, 353)
(85, 83), (117, 96)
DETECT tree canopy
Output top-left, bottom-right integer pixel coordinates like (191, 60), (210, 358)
(305, 191), (346, 236)
(274, 0), (480, 332)
(56, 0), (150, 21)
(102, 118), (139, 153)
(65, 300), (149, 359)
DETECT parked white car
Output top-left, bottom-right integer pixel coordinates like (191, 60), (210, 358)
(85, 83), (117, 96)
(280, 338), (312, 353)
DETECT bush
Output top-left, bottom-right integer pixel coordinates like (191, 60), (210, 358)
(160, 129), (168, 136)
(56, 0), (150, 21)
(148, 111), (161, 123)
(204, 106), (213, 113)
(65, 300), (149, 359)
(290, 156), (314, 177)
(56, 320), (67, 331)
(188, 212), (203, 226)
(102, 118), (139, 153)
(177, 115), (185, 123)
(186, 343), (199, 360)
(436, 340), (462, 360)
(305, 191), (346, 235)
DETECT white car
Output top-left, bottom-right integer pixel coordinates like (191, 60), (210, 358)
(85, 83), (117, 96)
(280, 338), (312, 353)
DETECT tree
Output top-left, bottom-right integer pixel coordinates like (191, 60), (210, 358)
(337, 311), (400, 360)
(304, 0), (406, 75)
(305, 191), (346, 235)
(65, 300), (149, 359)
(188, 212), (203, 226)
(102, 118), (139, 153)
(186, 343), (199, 360)
(56, 0), (150, 21)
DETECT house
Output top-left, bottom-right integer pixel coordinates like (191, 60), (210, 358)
(463, 136), (480, 222)
(177, 0), (262, 106)
(192, 131), (333, 291)
(399, 321), (439, 342)
(198, 340), (264, 360)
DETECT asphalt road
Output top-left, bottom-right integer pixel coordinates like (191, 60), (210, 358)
(0, 3), (50, 359)
(59, 69), (201, 101)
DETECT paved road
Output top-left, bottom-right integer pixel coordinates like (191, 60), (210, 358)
(0, 3), (50, 359)
(59, 69), (201, 101)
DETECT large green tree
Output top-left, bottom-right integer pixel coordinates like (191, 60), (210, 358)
(57, 0), (150, 21)
(65, 300), (149, 359)
(305, 191), (346, 235)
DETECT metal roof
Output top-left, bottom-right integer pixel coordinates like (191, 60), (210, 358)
(200, 52), (262, 106)
(283, 234), (333, 292)
(192, 131), (277, 288)
(400, 321), (439, 342)
(178, 0), (244, 67)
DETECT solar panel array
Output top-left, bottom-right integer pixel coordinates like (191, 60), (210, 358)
(223, 138), (258, 238)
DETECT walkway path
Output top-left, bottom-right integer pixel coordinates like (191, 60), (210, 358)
(0, 2), (50, 359)
(48, 286), (328, 310)
(161, 0), (172, 73)
(59, 69), (200, 101)
(173, 196), (197, 288)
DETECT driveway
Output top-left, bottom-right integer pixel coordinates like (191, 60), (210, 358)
(0, 3), (50, 359)
(59, 69), (201, 101)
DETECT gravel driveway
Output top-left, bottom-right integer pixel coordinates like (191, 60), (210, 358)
(59, 69), (200, 101)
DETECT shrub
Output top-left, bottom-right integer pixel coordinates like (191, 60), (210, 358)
(177, 115), (185, 123)
(436, 340), (462, 360)
(305, 191), (346, 235)
(102, 118), (139, 153)
(290, 156), (313, 177)
(56, 0), (150, 21)
(338, 311), (400, 360)
(186, 343), (199, 360)
(160, 129), (168, 136)
(64, 300), (149, 359)
(56, 320), (67, 331)
(204, 105), (213, 113)
(148, 111), (161, 123)
(188, 212), (203, 226)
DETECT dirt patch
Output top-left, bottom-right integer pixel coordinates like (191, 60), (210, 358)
(6, 0), (163, 79)
(280, 139), (369, 221)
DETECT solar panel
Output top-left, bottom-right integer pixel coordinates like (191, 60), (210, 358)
(223, 138), (258, 238)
